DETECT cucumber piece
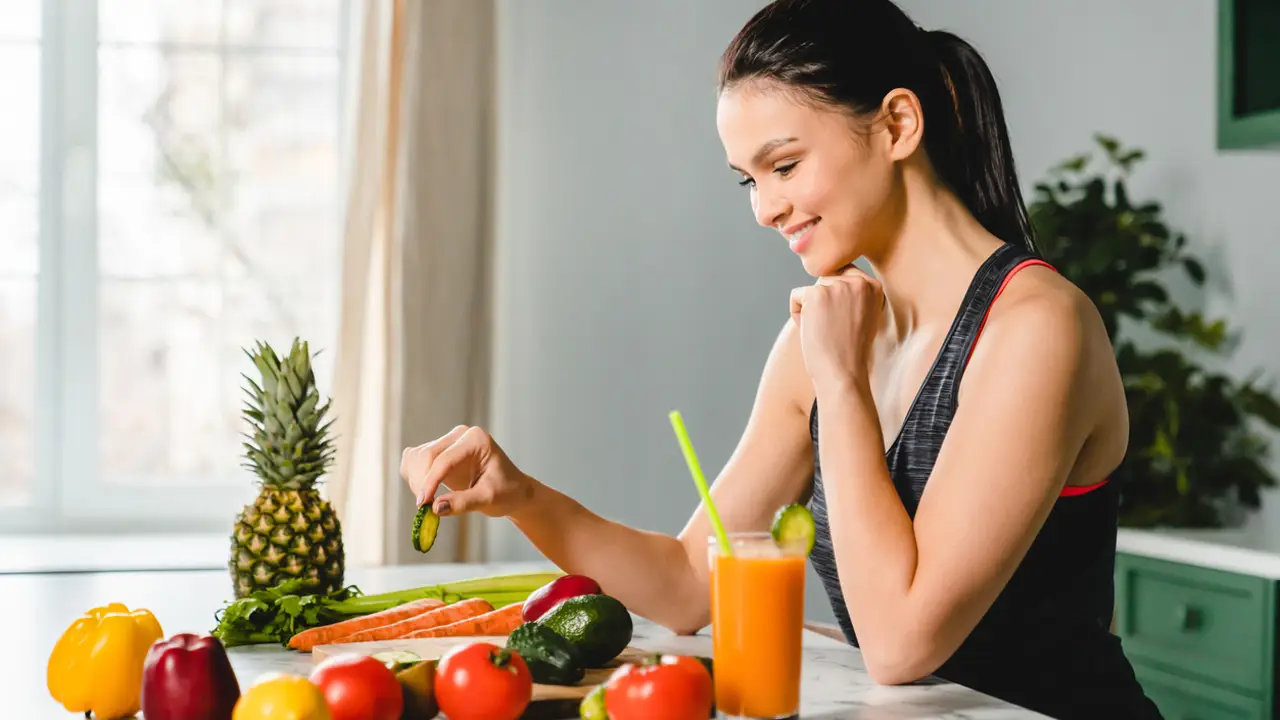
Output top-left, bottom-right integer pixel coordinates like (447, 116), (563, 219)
(506, 621), (585, 685)
(411, 504), (440, 553)
(770, 503), (815, 556)
(372, 650), (422, 673)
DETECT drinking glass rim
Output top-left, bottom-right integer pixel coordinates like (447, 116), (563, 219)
(706, 531), (773, 542)
(706, 531), (809, 558)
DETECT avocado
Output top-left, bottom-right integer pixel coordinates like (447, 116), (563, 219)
(506, 621), (585, 685)
(411, 504), (439, 553)
(536, 594), (633, 668)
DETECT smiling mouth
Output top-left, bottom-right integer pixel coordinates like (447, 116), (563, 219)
(782, 218), (819, 250)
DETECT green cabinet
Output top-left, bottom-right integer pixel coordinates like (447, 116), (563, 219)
(1135, 664), (1267, 720)
(1218, 0), (1280, 149)
(1116, 553), (1277, 718)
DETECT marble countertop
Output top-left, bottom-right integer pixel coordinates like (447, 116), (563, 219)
(1116, 526), (1280, 578)
(4, 562), (1044, 719)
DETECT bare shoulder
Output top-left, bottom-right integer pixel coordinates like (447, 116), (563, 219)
(982, 263), (1114, 364)
(964, 262), (1128, 464)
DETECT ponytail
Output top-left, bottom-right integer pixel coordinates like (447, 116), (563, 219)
(924, 31), (1037, 252)
(718, 0), (1037, 252)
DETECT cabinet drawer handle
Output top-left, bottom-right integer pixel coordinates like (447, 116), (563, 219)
(1176, 604), (1202, 631)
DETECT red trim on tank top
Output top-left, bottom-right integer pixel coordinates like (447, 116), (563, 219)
(1060, 478), (1108, 496)
(964, 256), (1109, 499)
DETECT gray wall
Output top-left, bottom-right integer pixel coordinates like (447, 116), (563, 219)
(892, 0), (1280, 535)
(488, 0), (1280, 625)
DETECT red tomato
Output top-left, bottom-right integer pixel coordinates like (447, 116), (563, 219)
(309, 654), (403, 720)
(435, 642), (533, 720)
(604, 654), (713, 720)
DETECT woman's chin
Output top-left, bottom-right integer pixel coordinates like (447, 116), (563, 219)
(799, 252), (852, 278)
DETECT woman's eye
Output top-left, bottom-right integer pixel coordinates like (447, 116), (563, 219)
(775, 162), (797, 177)
(737, 176), (755, 188)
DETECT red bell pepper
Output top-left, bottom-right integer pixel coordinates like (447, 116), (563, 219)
(140, 633), (241, 720)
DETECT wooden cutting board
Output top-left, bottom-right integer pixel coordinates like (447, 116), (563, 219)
(313, 635), (657, 718)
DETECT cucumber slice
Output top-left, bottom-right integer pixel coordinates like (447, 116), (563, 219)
(373, 650), (423, 672)
(412, 504), (440, 553)
(771, 503), (815, 556)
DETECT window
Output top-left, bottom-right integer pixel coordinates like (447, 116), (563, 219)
(0, 0), (351, 532)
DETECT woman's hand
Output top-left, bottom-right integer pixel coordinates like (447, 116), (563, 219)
(400, 425), (536, 518)
(789, 264), (884, 390)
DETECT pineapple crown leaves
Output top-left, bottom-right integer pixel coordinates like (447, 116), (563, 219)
(240, 338), (337, 489)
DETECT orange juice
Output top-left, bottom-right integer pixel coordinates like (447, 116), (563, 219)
(709, 533), (805, 719)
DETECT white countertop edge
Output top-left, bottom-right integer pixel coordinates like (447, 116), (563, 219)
(1116, 528), (1280, 579)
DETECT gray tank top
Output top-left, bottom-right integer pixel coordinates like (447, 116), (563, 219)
(805, 241), (1162, 718)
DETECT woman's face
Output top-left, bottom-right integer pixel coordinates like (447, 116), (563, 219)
(716, 82), (902, 276)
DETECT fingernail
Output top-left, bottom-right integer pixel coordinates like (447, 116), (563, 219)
(435, 499), (451, 516)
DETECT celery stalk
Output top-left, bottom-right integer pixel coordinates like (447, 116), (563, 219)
(332, 571), (564, 613)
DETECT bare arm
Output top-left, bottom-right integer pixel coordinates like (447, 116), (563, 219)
(816, 286), (1114, 683)
(507, 320), (816, 633)
(405, 320), (815, 635)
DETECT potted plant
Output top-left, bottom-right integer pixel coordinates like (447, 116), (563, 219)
(1029, 134), (1280, 527)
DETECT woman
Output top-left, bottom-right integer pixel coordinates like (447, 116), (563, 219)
(401, 0), (1162, 716)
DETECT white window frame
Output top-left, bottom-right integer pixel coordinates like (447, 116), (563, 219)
(1, 0), (352, 534)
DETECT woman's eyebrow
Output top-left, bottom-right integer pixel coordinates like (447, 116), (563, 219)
(728, 136), (799, 174)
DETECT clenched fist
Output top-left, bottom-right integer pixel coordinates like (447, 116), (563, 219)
(789, 264), (884, 390)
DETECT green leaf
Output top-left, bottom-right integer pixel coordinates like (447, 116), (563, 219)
(1114, 180), (1130, 210)
(1150, 426), (1174, 460)
(1058, 153), (1090, 173)
(285, 370), (305, 403)
(1095, 134), (1120, 159)
(277, 594), (302, 618)
(1239, 385), (1280, 428)
(1131, 281), (1168, 305)
(1118, 148), (1146, 172)
(1182, 257), (1206, 285)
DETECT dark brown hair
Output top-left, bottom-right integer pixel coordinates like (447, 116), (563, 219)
(718, 0), (1036, 251)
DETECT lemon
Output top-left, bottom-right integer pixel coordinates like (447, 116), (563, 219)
(232, 673), (331, 720)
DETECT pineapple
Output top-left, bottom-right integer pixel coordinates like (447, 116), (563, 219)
(230, 338), (345, 599)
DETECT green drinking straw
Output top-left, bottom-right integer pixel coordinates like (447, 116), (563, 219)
(668, 410), (733, 557)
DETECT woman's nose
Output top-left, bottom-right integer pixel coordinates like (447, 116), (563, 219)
(752, 187), (788, 229)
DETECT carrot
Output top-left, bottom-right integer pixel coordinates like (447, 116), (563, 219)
(289, 598), (446, 651)
(338, 597), (496, 643)
(404, 601), (525, 638)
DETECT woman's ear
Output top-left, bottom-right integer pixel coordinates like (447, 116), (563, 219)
(879, 88), (924, 162)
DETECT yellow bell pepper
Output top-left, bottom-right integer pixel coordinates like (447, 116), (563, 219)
(47, 602), (164, 719)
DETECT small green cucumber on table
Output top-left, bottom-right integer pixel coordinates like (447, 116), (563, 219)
(506, 621), (585, 685)
(411, 504), (439, 553)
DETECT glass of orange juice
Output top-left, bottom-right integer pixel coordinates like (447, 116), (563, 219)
(708, 531), (806, 719)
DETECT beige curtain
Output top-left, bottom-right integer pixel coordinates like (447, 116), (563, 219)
(328, 0), (495, 567)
